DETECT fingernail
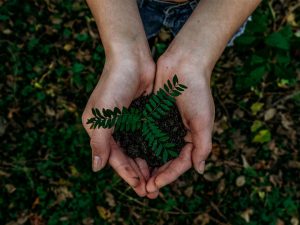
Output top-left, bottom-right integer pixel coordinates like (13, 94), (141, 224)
(92, 156), (102, 172)
(198, 161), (206, 174)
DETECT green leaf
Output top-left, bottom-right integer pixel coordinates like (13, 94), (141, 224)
(95, 108), (102, 118)
(265, 32), (289, 50)
(152, 95), (160, 104)
(156, 144), (163, 156)
(92, 108), (96, 117)
(251, 102), (264, 115)
(172, 75), (178, 85)
(157, 108), (166, 116)
(162, 151), (168, 162)
(168, 150), (178, 157)
(137, 121), (142, 130)
(159, 136), (169, 142)
(111, 116), (117, 127)
(143, 110), (148, 117)
(251, 120), (263, 132)
(72, 63), (85, 73)
(179, 84), (187, 89)
(245, 66), (267, 88)
(167, 80), (172, 89)
(86, 118), (95, 124)
(165, 143), (176, 148)
(104, 109), (114, 117)
(149, 98), (156, 108)
(146, 104), (152, 113)
(175, 86), (184, 92)
(252, 129), (272, 144)
(160, 103), (170, 111)
(164, 84), (169, 93)
(171, 90), (181, 97)
(162, 99), (173, 107)
(152, 140), (158, 150)
(152, 112), (160, 120)
(113, 107), (121, 115)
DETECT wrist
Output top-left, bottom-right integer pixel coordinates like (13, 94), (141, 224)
(159, 46), (213, 81)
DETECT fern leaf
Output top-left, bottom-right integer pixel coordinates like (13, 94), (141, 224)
(171, 90), (181, 97)
(142, 121), (176, 161)
(163, 150), (168, 162)
(156, 144), (163, 156)
(172, 74), (178, 85)
(167, 80), (172, 89)
(179, 84), (187, 89)
(164, 84), (169, 93)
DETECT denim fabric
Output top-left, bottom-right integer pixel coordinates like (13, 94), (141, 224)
(137, 0), (251, 46)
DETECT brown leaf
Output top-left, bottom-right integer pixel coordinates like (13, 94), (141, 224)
(217, 178), (226, 193)
(291, 217), (299, 225)
(5, 184), (16, 194)
(288, 161), (300, 169)
(105, 191), (116, 207)
(236, 176), (246, 187)
(193, 213), (210, 225)
(184, 186), (194, 198)
(240, 208), (253, 223)
(276, 218), (285, 225)
(82, 217), (94, 225)
(281, 114), (293, 130)
(264, 108), (276, 121)
(203, 171), (224, 182)
(96, 206), (111, 220)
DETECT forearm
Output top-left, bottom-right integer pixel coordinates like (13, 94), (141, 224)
(86, 0), (150, 59)
(168, 0), (261, 71)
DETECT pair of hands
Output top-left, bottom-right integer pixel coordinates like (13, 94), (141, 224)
(82, 46), (215, 199)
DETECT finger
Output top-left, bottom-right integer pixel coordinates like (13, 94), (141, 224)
(191, 128), (212, 174)
(135, 158), (150, 181)
(128, 158), (147, 197)
(109, 140), (141, 189)
(184, 131), (192, 143)
(147, 190), (159, 199)
(146, 161), (173, 193)
(90, 129), (111, 172)
(154, 143), (193, 189)
(147, 169), (161, 199)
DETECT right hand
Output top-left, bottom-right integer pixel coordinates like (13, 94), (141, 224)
(82, 53), (155, 197)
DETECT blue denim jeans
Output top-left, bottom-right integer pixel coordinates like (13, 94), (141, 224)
(137, 0), (251, 46)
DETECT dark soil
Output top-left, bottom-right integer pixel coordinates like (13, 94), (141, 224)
(113, 95), (187, 167)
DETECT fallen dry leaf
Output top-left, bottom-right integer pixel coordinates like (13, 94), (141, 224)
(204, 171), (224, 182)
(236, 176), (246, 187)
(264, 108), (276, 121)
(240, 208), (253, 223)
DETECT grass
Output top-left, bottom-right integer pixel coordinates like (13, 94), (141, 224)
(0, 0), (299, 224)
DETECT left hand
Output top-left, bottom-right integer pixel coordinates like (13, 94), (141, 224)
(145, 48), (215, 199)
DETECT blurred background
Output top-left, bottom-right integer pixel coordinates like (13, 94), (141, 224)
(0, 0), (299, 224)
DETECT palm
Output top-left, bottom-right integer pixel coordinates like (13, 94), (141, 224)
(146, 67), (214, 198)
(82, 60), (154, 197)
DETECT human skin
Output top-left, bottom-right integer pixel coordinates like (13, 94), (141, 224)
(82, 0), (155, 197)
(145, 0), (262, 198)
(82, 0), (261, 199)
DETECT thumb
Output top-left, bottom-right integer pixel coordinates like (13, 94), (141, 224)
(90, 129), (111, 172)
(191, 128), (212, 174)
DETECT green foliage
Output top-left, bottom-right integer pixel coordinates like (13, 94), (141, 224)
(1, 0), (299, 224)
(87, 75), (187, 162)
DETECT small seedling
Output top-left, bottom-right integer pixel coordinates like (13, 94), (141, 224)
(87, 74), (187, 162)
